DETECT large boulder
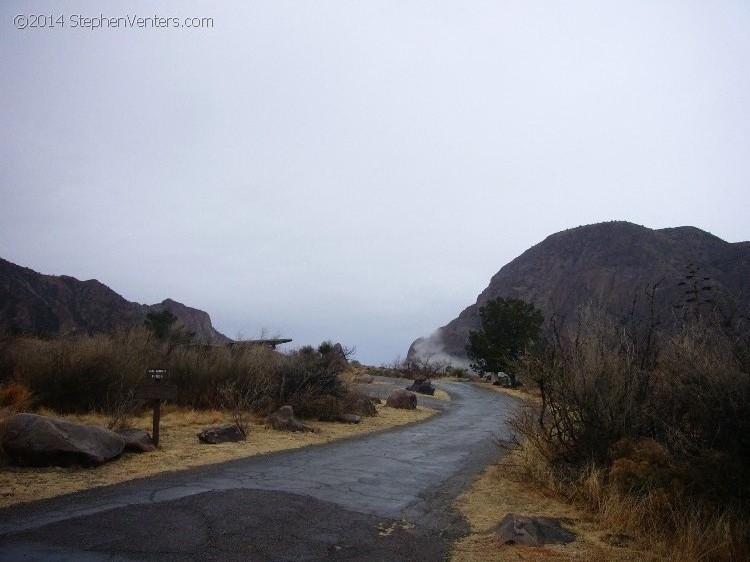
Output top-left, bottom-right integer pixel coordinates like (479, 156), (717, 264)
(491, 513), (576, 546)
(1, 413), (125, 467)
(265, 406), (315, 432)
(386, 389), (417, 410)
(197, 424), (245, 444)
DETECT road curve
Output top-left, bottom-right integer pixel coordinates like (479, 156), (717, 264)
(0, 379), (516, 561)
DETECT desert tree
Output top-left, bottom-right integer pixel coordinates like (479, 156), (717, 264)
(466, 296), (543, 386)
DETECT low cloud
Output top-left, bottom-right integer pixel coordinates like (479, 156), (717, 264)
(409, 329), (473, 371)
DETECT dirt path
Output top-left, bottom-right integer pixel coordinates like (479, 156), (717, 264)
(0, 378), (515, 561)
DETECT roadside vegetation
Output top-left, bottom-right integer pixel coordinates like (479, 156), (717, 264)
(0, 325), (374, 424)
(485, 285), (750, 561)
(0, 322), (441, 507)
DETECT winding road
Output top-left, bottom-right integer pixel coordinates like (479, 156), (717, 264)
(0, 378), (516, 561)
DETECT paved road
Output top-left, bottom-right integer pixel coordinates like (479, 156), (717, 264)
(0, 378), (516, 561)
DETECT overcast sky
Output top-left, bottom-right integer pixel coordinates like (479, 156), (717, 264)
(1, 1), (749, 364)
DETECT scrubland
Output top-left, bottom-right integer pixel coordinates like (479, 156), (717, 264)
(455, 302), (750, 561)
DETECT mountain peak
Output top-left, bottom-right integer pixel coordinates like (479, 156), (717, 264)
(0, 258), (231, 343)
(409, 221), (749, 361)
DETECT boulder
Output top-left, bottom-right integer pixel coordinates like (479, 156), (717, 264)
(344, 394), (379, 416)
(353, 373), (374, 384)
(117, 428), (156, 452)
(491, 513), (576, 547)
(318, 413), (361, 424)
(266, 406), (315, 432)
(197, 424), (246, 444)
(331, 342), (346, 360)
(386, 389), (417, 410)
(1, 413), (125, 467)
(406, 376), (435, 396)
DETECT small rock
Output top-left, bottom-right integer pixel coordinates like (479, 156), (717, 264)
(406, 376), (435, 396)
(266, 406), (315, 432)
(491, 513), (576, 547)
(318, 413), (361, 424)
(385, 389), (417, 410)
(197, 424), (246, 444)
(117, 428), (156, 452)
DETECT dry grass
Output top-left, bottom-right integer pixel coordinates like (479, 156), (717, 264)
(451, 450), (655, 562)
(431, 388), (450, 401)
(0, 403), (436, 508)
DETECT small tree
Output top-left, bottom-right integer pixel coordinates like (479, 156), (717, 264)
(466, 297), (543, 386)
(144, 310), (193, 344)
(144, 310), (178, 341)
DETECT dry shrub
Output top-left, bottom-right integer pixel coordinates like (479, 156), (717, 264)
(0, 330), (351, 422)
(342, 390), (379, 416)
(508, 301), (750, 561)
(0, 379), (33, 412)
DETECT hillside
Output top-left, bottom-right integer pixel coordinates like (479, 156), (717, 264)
(409, 221), (750, 361)
(0, 258), (231, 343)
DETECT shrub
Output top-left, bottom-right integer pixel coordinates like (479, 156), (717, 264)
(507, 300), (750, 560)
(0, 330), (353, 421)
(0, 379), (33, 412)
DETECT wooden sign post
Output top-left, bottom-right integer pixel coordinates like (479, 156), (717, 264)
(134, 369), (177, 447)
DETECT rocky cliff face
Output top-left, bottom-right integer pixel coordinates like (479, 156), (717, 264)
(409, 222), (750, 361)
(0, 258), (231, 343)
(144, 298), (231, 343)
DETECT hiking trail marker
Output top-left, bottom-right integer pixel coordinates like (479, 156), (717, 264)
(135, 369), (177, 446)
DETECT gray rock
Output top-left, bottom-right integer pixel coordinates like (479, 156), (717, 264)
(353, 373), (374, 384)
(385, 389), (417, 410)
(197, 424), (246, 444)
(1, 413), (125, 467)
(406, 376), (435, 396)
(491, 513), (576, 546)
(338, 414), (361, 424)
(317, 413), (361, 424)
(117, 428), (156, 452)
(266, 406), (315, 432)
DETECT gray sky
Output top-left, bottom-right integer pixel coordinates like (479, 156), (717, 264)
(2, 1), (749, 364)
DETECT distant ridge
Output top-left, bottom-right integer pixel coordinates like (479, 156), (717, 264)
(409, 221), (750, 361)
(0, 257), (231, 343)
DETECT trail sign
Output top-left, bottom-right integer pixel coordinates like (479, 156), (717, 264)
(134, 368), (177, 447)
(134, 384), (178, 401)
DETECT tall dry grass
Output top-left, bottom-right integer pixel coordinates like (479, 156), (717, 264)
(508, 302), (750, 561)
(0, 328), (364, 421)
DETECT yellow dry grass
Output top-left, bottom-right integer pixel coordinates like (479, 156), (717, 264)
(431, 388), (451, 401)
(451, 452), (656, 562)
(0, 404), (436, 508)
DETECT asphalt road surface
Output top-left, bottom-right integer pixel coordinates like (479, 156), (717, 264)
(0, 378), (516, 561)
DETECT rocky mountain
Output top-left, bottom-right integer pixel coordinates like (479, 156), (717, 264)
(0, 257), (231, 343)
(409, 221), (750, 362)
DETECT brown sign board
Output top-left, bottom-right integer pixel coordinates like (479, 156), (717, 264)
(134, 384), (178, 401)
